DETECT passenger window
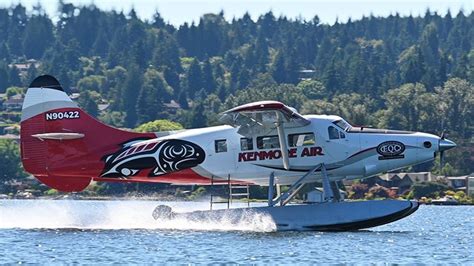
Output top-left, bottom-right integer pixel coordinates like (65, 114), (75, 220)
(215, 139), (227, 153)
(328, 126), (340, 139)
(257, 135), (280, 149)
(288, 133), (315, 147)
(240, 138), (253, 151)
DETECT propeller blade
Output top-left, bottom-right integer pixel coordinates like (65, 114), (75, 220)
(439, 151), (444, 173)
(437, 131), (456, 174)
(440, 130), (446, 140)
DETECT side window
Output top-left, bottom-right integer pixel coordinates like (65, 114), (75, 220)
(288, 133), (315, 147)
(340, 131), (346, 139)
(240, 138), (253, 151)
(215, 139), (227, 153)
(328, 126), (340, 140)
(257, 135), (280, 149)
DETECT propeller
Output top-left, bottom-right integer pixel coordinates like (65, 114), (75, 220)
(437, 131), (456, 174)
(439, 131), (446, 171)
(440, 130), (445, 140)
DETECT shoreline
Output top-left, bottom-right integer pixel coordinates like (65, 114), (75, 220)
(1, 196), (473, 205)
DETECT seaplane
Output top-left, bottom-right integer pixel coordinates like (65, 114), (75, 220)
(20, 75), (457, 231)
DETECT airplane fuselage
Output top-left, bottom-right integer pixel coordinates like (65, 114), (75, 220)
(155, 115), (441, 186)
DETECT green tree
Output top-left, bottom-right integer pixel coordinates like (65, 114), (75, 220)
(201, 59), (216, 94)
(122, 64), (143, 127)
(190, 103), (206, 128)
(135, 119), (184, 132)
(99, 111), (126, 128)
(271, 51), (286, 83)
(296, 79), (327, 100)
(0, 140), (26, 181)
(0, 61), (8, 93)
(22, 14), (54, 59)
(76, 75), (106, 93)
(186, 58), (203, 98)
(435, 78), (473, 139)
(8, 65), (21, 87)
(5, 86), (24, 98)
(135, 67), (173, 124)
(399, 46), (425, 84)
(380, 83), (436, 131)
(412, 182), (448, 199)
(77, 90), (100, 117)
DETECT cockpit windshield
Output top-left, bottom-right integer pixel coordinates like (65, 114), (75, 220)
(333, 119), (352, 131)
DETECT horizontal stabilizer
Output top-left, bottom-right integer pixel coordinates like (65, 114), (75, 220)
(32, 133), (85, 141)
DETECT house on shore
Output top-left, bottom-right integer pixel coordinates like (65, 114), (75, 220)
(2, 94), (24, 111)
(374, 172), (436, 194)
(344, 172), (474, 197)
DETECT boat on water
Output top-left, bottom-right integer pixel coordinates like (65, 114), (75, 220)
(431, 196), (459, 205)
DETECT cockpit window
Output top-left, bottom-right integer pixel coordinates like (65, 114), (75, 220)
(333, 120), (351, 131)
(328, 126), (340, 139)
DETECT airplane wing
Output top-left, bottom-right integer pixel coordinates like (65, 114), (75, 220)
(220, 101), (310, 170)
(220, 101), (310, 135)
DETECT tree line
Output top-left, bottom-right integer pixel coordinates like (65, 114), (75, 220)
(0, 3), (472, 175)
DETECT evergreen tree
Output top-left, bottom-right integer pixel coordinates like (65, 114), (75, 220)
(271, 51), (286, 83)
(190, 103), (206, 128)
(186, 58), (203, 98)
(135, 67), (173, 123)
(123, 64), (143, 127)
(92, 27), (109, 56)
(8, 65), (21, 87)
(23, 14), (54, 59)
(0, 61), (8, 93)
(0, 42), (10, 62)
(201, 59), (216, 94)
(401, 46), (425, 84)
(77, 90), (99, 117)
(23, 64), (37, 86)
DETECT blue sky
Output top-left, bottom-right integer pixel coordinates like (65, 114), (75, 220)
(3, 0), (472, 25)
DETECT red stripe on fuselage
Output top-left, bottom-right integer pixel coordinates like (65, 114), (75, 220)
(94, 168), (249, 185)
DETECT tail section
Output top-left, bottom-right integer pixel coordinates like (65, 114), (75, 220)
(21, 75), (155, 192)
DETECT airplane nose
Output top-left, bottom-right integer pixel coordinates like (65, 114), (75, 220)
(439, 138), (456, 152)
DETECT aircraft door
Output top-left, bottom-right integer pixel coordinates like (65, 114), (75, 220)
(324, 126), (360, 161)
(235, 136), (257, 176)
(207, 137), (237, 178)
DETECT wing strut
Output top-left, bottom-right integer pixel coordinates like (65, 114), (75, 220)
(276, 111), (290, 170)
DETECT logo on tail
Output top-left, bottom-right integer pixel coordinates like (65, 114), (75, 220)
(101, 139), (206, 178)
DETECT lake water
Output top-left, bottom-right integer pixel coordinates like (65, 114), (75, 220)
(0, 199), (473, 264)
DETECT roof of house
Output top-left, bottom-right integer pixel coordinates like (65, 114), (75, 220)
(98, 103), (110, 111)
(164, 100), (181, 109)
(3, 97), (23, 104)
(378, 172), (434, 182)
(446, 176), (468, 180)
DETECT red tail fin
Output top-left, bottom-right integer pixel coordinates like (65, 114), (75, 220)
(20, 75), (155, 192)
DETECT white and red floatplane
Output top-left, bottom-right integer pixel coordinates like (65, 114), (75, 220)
(20, 75), (456, 231)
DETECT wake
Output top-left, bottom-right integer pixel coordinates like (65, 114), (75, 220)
(0, 199), (276, 232)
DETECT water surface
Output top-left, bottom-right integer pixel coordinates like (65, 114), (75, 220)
(0, 200), (472, 264)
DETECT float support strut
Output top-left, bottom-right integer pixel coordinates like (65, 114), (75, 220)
(321, 164), (337, 202)
(274, 164), (322, 206)
(268, 172), (275, 207)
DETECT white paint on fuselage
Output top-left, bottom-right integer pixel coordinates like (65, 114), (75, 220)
(156, 116), (440, 186)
